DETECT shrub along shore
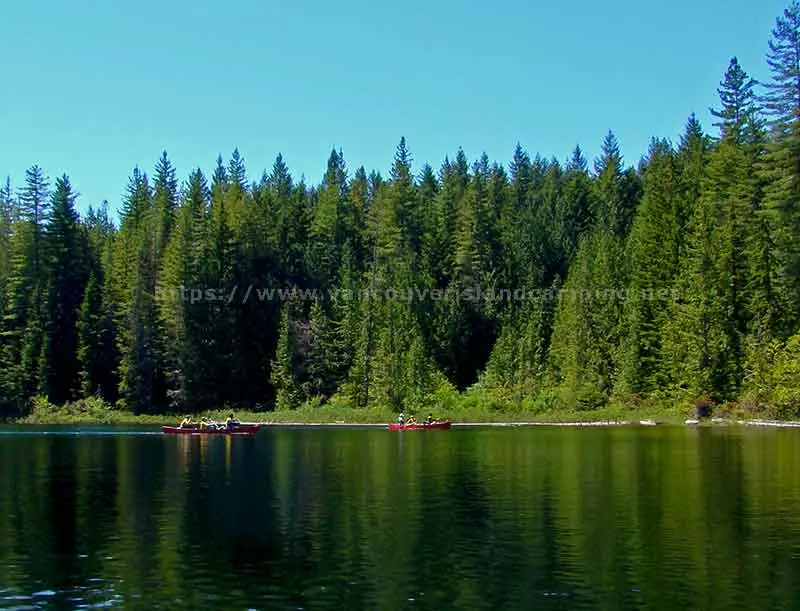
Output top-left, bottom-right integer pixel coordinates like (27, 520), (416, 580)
(5, 395), (794, 427)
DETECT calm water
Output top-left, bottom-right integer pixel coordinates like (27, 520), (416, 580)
(1, 425), (800, 610)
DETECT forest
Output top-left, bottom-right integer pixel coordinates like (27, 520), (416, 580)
(3, 3), (800, 418)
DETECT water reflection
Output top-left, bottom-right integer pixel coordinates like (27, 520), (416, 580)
(1, 427), (800, 609)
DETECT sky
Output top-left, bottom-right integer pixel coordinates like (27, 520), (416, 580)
(0, 0), (790, 219)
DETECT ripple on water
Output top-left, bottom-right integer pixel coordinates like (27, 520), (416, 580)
(0, 593), (35, 611)
(75, 600), (121, 609)
(0, 595), (31, 602)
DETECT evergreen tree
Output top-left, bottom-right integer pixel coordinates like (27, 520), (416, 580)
(0, 167), (51, 410)
(556, 146), (594, 269)
(157, 168), (209, 407)
(761, 0), (800, 335)
(711, 57), (759, 143)
(0, 178), (13, 311)
(549, 230), (625, 408)
(271, 297), (304, 410)
(77, 269), (107, 397)
(18, 165), (50, 279)
(228, 148), (247, 190)
(593, 132), (626, 236)
(113, 168), (165, 412)
(274, 160), (307, 283)
(307, 149), (347, 288)
(305, 297), (345, 400)
(152, 152), (178, 260)
(617, 139), (679, 395)
(38, 176), (88, 403)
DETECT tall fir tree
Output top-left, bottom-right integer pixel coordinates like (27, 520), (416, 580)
(711, 57), (759, 143)
(761, 1), (800, 335)
(271, 296), (304, 410)
(38, 176), (88, 403)
(617, 139), (680, 396)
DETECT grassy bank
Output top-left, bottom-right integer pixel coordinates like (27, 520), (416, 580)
(4, 395), (706, 426)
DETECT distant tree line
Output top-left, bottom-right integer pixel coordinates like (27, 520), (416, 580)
(4, 3), (800, 416)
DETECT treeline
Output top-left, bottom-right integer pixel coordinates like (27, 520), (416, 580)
(4, 4), (800, 416)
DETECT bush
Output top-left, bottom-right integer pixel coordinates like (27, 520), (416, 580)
(521, 389), (558, 415)
(694, 395), (715, 419)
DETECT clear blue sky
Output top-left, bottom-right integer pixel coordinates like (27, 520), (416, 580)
(0, 0), (789, 218)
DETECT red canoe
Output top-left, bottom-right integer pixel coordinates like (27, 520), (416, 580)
(387, 421), (452, 431)
(162, 424), (262, 436)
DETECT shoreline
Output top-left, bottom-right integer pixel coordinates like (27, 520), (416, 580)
(7, 416), (800, 429)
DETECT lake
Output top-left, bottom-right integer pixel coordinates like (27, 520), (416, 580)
(1, 425), (800, 610)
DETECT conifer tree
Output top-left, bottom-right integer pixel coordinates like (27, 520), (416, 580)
(332, 240), (362, 379)
(504, 145), (533, 288)
(0, 178), (13, 312)
(198, 168), (237, 407)
(556, 146), (594, 268)
(711, 57), (759, 143)
(761, 0), (800, 334)
(38, 176), (88, 403)
(113, 168), (164, 412)
(549, 230), (625, 408)
(305, 297), (345, 400)
(18, 165), (50, 280)
(77, 245), (116, 400)
(271, 297), (304, 410)
(1, 167), (51, 409)
(617, 139), (679, 395)
(157, 169), (208, 407)
(307, 149), (347, 288)
(152, 151), (178, 263)
(593, 132), (626, 236)
(345, 166), (370, 271)
(273, 158), (307, 282)
(77, 268), (112, 398)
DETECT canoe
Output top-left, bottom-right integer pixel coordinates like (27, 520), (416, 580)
(162, 424), (262, 436)
(387, 421), (452, 431)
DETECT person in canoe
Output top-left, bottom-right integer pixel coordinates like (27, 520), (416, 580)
(406, 414), (417, 425)
(426, 413), (436, 425)
(224, 413), (240, 429)
(397, 413), (405, 425)
(199, 417), (218, 430)
(179, 415), (195, 429)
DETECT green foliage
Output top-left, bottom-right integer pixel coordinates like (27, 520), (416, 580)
(271, 299), (304, 410)
(617, 139), (680, 395)
(761, 1), (800, 335)
(744, 332), (800, 417)
(711, 57), (759, 143)
(550, 229), (626, 409)
(38, 176), (89, 403)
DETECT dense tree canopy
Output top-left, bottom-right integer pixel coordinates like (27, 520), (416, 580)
(3, 2), (800, 417)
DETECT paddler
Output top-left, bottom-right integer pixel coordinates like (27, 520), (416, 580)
(397, 412), (405, 425)
(179, 415), (194, 429)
